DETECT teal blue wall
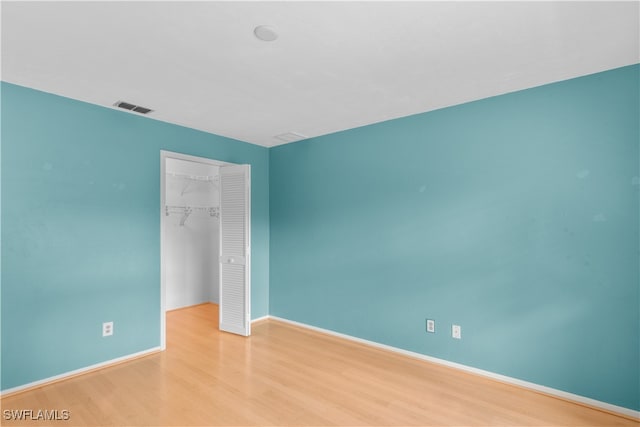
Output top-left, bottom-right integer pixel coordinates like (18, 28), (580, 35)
(1, 83), (269, 390)
(270, 65), (640, 411)
(2, 65), (639, 411)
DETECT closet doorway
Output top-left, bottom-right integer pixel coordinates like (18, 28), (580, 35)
(160, 150), (251, 349)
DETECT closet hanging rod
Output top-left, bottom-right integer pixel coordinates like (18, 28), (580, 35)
(165, 205), (218, 211)
(165, 205), (219, 224)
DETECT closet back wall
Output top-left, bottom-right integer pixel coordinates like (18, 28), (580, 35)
(1, 82), (270, 391)
(165, 159), (219, 310)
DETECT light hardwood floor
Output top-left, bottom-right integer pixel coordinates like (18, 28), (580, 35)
(2, 303), (638, 426)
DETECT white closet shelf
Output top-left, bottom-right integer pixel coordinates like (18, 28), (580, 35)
(166, 172), (219, 195)
(166, 172), (218, 182)
(166, 205), (219, 210)
(165, 205), (219, 226)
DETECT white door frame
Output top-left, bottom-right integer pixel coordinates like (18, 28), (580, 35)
(160, 150), (246, 349)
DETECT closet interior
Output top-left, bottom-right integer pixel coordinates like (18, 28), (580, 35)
(164, 158), (220, 311)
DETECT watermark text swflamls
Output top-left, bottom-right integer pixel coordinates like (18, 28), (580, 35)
(3, 409), (71, 421)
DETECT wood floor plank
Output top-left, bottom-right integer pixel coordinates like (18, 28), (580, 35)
(2, 303), (638, 426)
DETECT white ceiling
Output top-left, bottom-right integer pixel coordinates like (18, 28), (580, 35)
(2, 1), (638, 147)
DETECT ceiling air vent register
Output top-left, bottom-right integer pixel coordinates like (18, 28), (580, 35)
(114, 101), (153, 114)
(273, 132), (307, 143)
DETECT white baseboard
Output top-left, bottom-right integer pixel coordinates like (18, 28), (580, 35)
(269, 315), (640, 420)
(251, 315), (270, 323)
(0, 346), (161, 397)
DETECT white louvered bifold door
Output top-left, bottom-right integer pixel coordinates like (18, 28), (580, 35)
(219, 164), (251, 336)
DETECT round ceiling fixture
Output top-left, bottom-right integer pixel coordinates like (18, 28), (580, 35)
(254, 25), (278, 42)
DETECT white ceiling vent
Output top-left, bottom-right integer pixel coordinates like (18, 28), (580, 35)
(273, 132), (308, 144)
(114, 101), (153, 114)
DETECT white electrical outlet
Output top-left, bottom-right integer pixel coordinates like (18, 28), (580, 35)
(102, 321), (114, 337)
(452, 324), (461, 339)
(426, 319), (435, 333)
